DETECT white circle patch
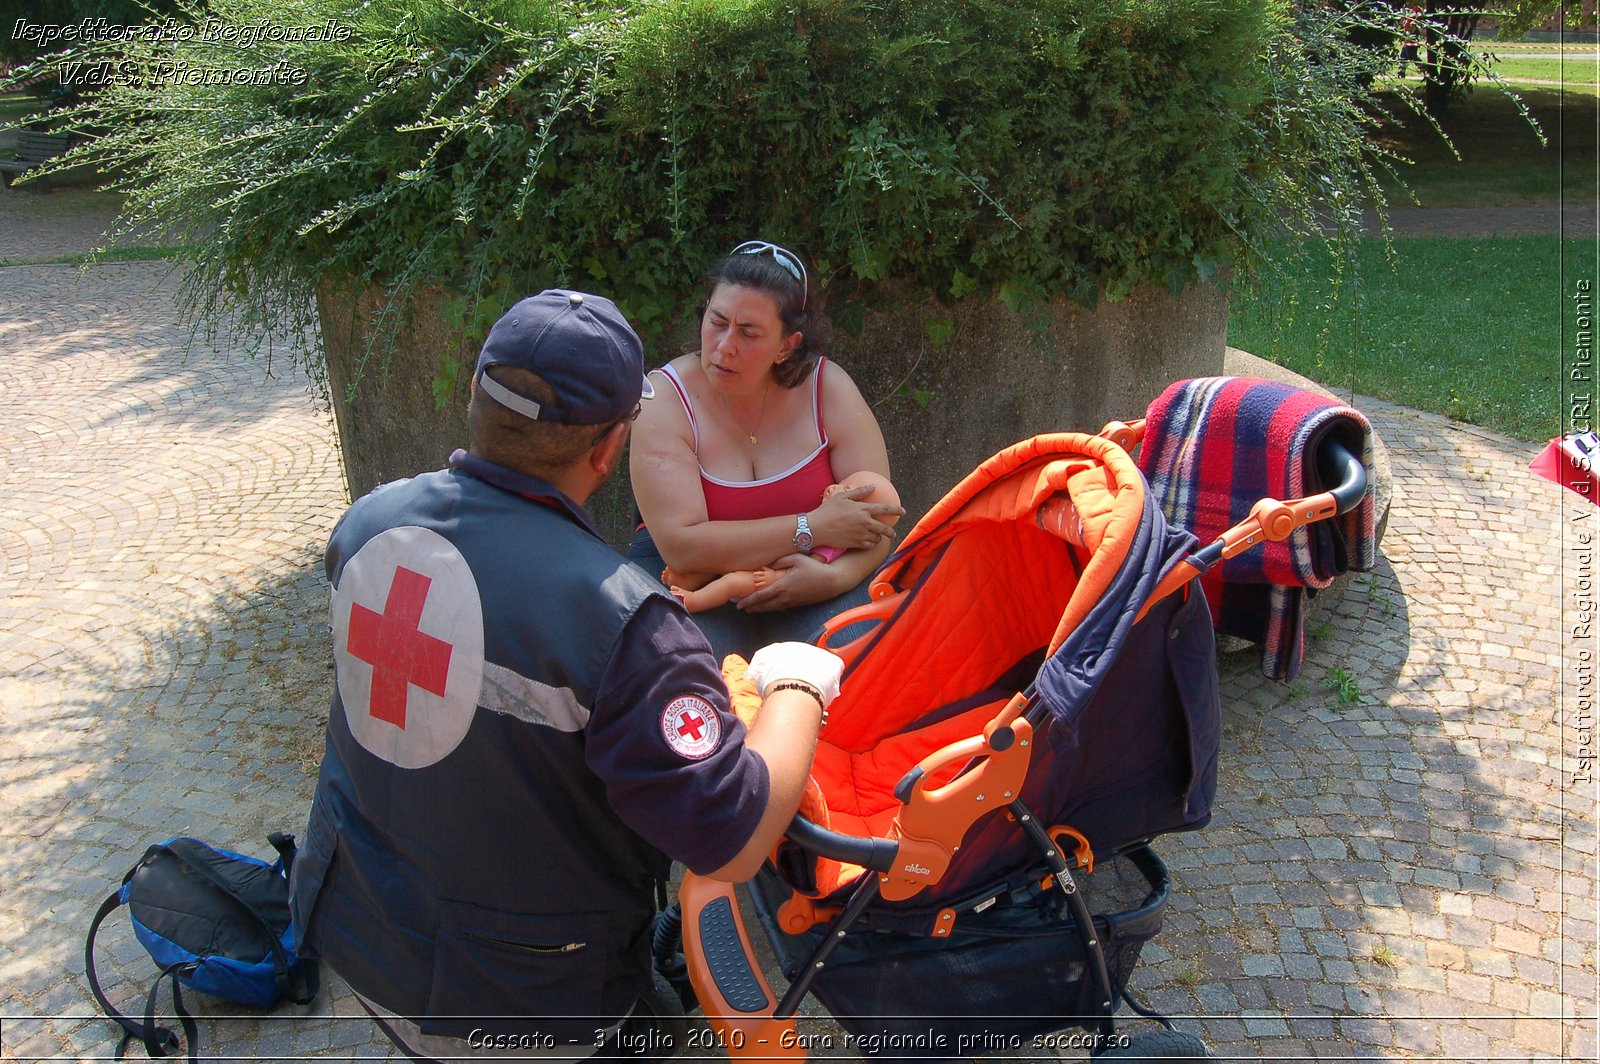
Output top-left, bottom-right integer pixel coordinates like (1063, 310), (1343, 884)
(331, 526), (485, 770)
(661, 695), (721, 760)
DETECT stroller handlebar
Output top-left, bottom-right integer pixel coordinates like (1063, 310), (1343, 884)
(784, 815), (900, 873)
(1323, 437), (1369, 516)
(1190, 435), (1368, 571)
(1133, 435), (1370, 624)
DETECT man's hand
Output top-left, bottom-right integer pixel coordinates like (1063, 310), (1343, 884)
(745, 642), (844, 708)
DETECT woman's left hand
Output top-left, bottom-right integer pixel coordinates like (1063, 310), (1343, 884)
(736, 553), (841, 613)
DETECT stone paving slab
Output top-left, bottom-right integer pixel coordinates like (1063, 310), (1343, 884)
(0, 260), (392, 1062)
(1, 203), (1596, 1062)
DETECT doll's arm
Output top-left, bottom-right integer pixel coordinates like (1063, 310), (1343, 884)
(814, 472), (902, 563)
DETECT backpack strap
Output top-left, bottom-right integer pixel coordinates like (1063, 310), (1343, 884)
(84, 888), (187, 1061)
(281, 936), (320, 1007)
(140, 963), (199, 1063)
(264, 832), (320, 1005)
(266, 832), (296, 879)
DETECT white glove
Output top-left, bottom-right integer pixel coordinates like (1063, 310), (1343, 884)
(744, 642), (844, 709)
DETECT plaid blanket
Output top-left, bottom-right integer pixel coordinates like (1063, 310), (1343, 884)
(1136, 377), (1378, 680)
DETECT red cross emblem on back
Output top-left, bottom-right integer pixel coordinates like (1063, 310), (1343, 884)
(346, 565), (454, 729)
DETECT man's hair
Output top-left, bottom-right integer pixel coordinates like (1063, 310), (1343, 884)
(469, 365), (608, 476)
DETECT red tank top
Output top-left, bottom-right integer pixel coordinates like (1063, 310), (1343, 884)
(658, 361), (835, 521)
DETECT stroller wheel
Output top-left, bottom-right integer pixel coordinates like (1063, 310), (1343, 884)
(1094, 1028), (1215, 1060)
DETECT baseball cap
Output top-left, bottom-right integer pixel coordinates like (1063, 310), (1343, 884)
(474, 289), (654, 425)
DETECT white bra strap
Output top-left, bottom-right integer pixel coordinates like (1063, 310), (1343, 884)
(657, 365), (700, 455)
(811, 356), (828, 445)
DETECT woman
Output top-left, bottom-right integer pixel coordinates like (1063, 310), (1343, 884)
(629, 240), (903, 660)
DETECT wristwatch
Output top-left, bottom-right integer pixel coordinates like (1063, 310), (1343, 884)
(793, 513), (814, 554)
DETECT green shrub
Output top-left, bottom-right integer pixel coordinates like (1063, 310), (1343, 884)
(7, 0), (1472, 387)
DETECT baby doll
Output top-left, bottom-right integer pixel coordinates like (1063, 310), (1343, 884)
(664, 471), (901, 613)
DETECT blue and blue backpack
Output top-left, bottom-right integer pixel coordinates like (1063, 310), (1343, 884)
(84, 833), (318, 1061)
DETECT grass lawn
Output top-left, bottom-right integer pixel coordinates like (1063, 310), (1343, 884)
(0, 91), (45, 125)
(1374, 85), (1598, 206)
(1229, 236), (1586, 442)
(1232, 79), (1596, 443)
(1493, 56), (1600, 84)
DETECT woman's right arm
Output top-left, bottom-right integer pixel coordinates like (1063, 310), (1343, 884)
(631, 372), (827, 573)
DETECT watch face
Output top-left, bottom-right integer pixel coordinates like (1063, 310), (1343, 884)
(795, 529), (813, 551)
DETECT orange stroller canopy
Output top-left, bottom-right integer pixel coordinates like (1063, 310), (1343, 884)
(778, 432), (1220, 923)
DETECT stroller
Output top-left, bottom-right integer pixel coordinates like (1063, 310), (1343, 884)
(664, 421), (1368, 1061)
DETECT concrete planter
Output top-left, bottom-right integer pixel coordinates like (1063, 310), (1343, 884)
(316, 281), (643, 542)
(830, 281), (1230, 528)
(315, 281), (1230, 544)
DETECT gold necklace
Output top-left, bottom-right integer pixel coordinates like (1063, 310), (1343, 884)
(716, 383), (771, 446)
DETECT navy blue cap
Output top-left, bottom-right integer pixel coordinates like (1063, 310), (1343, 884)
(474, 290), (653, 425)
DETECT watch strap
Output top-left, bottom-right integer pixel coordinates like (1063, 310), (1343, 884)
(794, 512), (813, 553)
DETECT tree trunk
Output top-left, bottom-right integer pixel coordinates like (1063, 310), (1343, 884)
(315, 282), (474, 502)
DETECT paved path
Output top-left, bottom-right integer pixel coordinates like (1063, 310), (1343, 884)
(1381, 206), (1598, 238)
(0, 189), (1595, 1062)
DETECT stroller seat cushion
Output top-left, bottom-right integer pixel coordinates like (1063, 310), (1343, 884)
(725, 652), (1010, 900)
(801, 696), (1011, 898)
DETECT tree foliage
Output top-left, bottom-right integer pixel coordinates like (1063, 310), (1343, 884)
(1371, 0), (1582, 112)
(2, 0), (1496, 389)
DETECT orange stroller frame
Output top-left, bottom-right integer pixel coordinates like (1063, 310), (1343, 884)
(665, 426), (1368, 1060)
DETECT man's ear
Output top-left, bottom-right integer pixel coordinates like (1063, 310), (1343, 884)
(590, 421), (629, 476)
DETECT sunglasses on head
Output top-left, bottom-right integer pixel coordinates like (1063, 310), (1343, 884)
(731, 240), (808, 292)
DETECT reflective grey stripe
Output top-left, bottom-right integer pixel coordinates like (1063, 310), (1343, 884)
(477, 371), (547, 420)
(480, 662), (591, 732)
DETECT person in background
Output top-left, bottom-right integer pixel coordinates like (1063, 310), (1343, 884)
(628, 240), (903, 660)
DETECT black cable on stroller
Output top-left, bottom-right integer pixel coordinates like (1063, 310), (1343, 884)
(1118, 985), (1178, 1031)
(1010, 797), (1120, 1049)
(650, 903), (697, 1012)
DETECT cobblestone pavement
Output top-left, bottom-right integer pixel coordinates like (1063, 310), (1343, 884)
(0, 187), (149, 263)
(0, 191), (1595, 1063)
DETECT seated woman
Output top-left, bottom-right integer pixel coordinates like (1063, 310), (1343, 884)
(629, 240), (903, 660)
(665, 471), (901, 613)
